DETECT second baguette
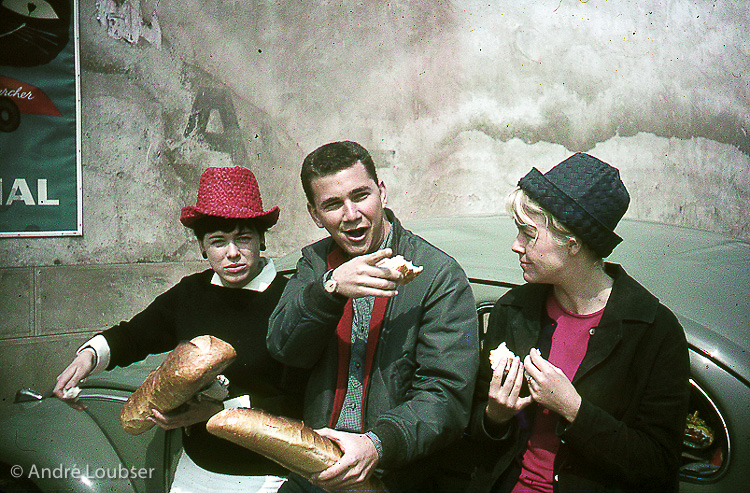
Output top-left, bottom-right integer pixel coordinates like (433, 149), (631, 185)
(206, 408), (388, 492)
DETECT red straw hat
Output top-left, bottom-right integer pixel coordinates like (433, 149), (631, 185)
(180, 166), (280, 228)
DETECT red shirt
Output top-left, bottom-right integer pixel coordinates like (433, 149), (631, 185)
(511, 295), (604, 492)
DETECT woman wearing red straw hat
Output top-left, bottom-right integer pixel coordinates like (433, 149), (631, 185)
(53, 166), (306, 492)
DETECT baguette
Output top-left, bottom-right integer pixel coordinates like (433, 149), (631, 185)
(206, 408), (389, 492)
(120, 335), (236, 435)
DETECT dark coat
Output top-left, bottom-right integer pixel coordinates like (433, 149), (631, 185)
(460, 263), (690, 492)
(267, 210), (479, 481)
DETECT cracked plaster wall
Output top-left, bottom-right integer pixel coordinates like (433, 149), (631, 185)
(0, 0), (748, 401)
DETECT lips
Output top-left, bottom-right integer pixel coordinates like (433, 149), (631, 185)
(225, 263), (246, 274)
(343, 226), (368, 243)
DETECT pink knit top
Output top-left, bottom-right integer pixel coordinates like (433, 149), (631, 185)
(511, 295), (605, 492)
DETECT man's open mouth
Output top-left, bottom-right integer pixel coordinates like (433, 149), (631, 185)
(343, 227), (368, 242)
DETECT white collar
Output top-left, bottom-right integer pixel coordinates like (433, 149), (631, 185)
(210, 258), (277, 292)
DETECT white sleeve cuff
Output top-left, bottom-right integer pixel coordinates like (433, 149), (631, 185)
(77, 334), (110, 376)
(223, 395), (252, 409)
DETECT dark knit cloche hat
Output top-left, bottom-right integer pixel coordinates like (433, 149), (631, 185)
(518, 152), (630, 258)
(180, 166), (280, 229)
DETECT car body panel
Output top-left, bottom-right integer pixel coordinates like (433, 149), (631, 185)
(394, 215), (750, 378)
(0, 355), (176, 492)
(682, 349), (749, 491)
(2, 216), (747, 492)
(278, 214), (749, 490)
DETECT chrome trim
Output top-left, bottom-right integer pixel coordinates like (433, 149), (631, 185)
(688, 343), (750, 389)
(14, 387), (44, 403)
(681, 378), (731, 483)
(78, 393), (129, 403)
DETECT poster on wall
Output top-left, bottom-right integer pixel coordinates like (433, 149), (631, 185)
(0, 0), (82, 237)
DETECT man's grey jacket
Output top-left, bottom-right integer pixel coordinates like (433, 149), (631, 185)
(267, 209), (479, 472)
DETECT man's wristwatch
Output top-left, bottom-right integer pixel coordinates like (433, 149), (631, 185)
(323, 269), (338, 294)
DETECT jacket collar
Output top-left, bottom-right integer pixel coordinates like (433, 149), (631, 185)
(499, 263), (660, 382)
(599, 263), (660, 325)
(384, 208), (402, 254)
(499, 263), (658, 324)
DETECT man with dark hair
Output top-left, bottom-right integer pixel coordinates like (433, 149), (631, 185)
(268, 141), (479, 492)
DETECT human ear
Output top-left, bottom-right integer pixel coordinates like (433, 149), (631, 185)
(568, 237), (582, 256)
(307, 202), (325, 229)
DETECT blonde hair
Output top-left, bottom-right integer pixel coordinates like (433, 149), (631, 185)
(506, 187), (604, 264)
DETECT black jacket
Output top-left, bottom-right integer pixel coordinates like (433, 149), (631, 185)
(461, 263), (690, 492)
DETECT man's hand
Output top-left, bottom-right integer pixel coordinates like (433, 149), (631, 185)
(485, 355), (533, 425)
(524, 347), (582, 422)
(148, 398), (223, 430)
(53, 349), (96, 411)
(309, 428), (380, 490)
(332, 248), (404, 299)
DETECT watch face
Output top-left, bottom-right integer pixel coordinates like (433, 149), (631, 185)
(324, 278), (337, 293)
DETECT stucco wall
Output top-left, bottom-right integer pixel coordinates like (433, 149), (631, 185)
(0, 0), (748, 403)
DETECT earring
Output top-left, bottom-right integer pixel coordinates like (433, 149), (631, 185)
(201, 251), (208, 259)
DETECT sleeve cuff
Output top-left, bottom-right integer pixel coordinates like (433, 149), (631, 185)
(223, 395), (252, 409)
(77, 334), (110, 376)
(481, 413), (513, 440)
(365, 431), (383, 459)
(198, 374), (230, 402)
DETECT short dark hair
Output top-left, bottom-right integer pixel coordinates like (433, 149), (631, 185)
(300, 141), (379, 204)
(190, 216), (268, 242)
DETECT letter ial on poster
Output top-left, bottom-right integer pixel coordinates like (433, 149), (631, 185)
(1, 178), (59, 206)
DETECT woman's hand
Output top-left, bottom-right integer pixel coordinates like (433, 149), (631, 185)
(148, 399), (223, 430)
(524, 348), (582, 422)
(53, 349), (96, 411)
(308, 428), (379, 490)
(485, 356), (533, 425)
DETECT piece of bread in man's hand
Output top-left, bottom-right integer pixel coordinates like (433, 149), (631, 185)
(120, 335), (236, 435)
(377, 255), (424, 284)
(206, 408), (389, 492)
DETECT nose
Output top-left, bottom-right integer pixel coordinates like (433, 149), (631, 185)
(511, 233), (525, 255)
(342, 200), (360, 222)
(226, 241), (241, 259)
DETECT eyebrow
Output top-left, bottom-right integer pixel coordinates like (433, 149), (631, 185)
(319, 186), (371, 209)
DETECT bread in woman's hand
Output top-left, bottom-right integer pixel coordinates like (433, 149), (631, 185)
(120, 335), (236, 435)
(206, 408), (389, 492)
(489, 342), (516, 372)
(377, 255), (423, 284)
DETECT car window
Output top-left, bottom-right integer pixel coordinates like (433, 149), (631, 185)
(476, 302), (495, 351)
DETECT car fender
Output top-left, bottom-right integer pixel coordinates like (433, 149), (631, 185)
(0, 395), (140, 492)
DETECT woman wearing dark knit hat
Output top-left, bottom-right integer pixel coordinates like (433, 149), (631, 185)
(467, 153), (690, 492)
(53, 166), (306, 492)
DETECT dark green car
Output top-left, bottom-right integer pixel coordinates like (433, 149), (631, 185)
(1, 216), (747, 492)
